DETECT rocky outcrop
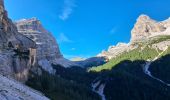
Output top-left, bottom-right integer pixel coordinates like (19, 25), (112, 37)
(0, 0), (36, 81)
(131, 14), (170, 42)
(97, 43), (134, 60)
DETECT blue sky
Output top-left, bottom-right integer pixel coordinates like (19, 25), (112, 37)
(5, 0), (170, 59)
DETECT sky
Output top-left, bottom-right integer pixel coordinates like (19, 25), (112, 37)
(4, 0), (170, 59)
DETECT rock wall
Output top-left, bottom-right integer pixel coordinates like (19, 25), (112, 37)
(15, 18), (79, 73)
(15, 18), (62, 60)
(131, 14), (170, 42)
(0, 0), (37, 81)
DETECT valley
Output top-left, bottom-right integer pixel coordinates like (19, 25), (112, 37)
(0, 0), (170, 100)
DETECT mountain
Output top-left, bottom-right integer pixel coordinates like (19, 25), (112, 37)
(25, 14), (170, 100)
(0, 0), (49, 99)
(75, 57), (107, 68)
(97, 15), (170, 60)
(89, 15), (170, 100)
(1, 0), (170, 99)
(15, 18), (81, 74)
(71, 57), (85, 61)
(15, 18), (107, 71)
(0, 0), (37, 81)
(131, 15), (170, 42)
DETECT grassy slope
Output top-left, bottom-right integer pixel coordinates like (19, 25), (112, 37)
(89, 35), (170, 72)
(89, 47), (158, 72)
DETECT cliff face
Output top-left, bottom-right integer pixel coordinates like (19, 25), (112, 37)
(0, 0), (36, 81)
(15, 18), (62, 60)
(15, 18), (79, 73)
(131, 15), (170, 42)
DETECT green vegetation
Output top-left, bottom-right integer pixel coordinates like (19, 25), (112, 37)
(26, 69), (101, 100)
(132, 35), (170, 46)
(89, 46), (158, 72)
(52, 64), (98, 86)
(148, 35), (170, 44)
(103, 60), (170, 100)
(150, 53), (170, 83)
(90, 35), (170, 72)
(26, 35), (170, 100)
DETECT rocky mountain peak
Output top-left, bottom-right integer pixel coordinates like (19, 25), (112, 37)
(137, 14), (151, 22)
(131, 14), (168, 42)
(98, 14), (170, 60)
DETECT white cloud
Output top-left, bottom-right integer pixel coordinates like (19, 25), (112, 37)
(59, 0), (76, 21)
(57, 33), (73, 43)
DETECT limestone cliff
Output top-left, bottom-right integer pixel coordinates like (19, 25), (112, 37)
(15, 18), (62, 60)
(15, 18), (79, 73)
(0, 0), (36, 81)
(131, 14), (170, 42)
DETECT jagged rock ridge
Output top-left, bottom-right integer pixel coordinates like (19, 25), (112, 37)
(97, 43), (132, 60)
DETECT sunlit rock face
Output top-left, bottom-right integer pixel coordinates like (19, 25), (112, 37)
(131, 14), (170, 42)
(15, 18), (79, 73)
(15, 18), (62, 60)
(97, 43), (132, 60)
(0, 0), (36, 81)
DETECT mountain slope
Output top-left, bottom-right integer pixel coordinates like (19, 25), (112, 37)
(89, 15), (170, 100)
(92, 15), (170, 72)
